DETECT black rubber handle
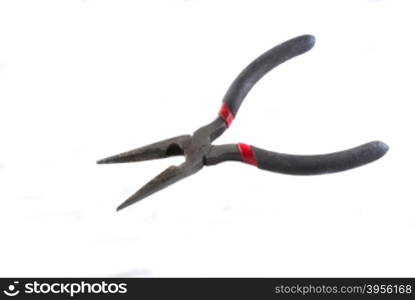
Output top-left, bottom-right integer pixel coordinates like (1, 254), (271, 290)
(205, 141), (389, 175)
(222, 35), (315, 118)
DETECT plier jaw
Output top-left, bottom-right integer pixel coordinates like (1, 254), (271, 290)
(97, 135), (193, 211)
(97, 117), (227, 211)
(97, 135), (191, 165)
(98, 34), (389, 211)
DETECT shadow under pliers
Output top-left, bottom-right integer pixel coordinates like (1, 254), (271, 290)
(98, 35), (389, 211)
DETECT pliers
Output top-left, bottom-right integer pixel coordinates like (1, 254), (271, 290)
(98, 34), (389, 211)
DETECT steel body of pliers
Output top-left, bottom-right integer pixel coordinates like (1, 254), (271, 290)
(98, 35), (389, 211)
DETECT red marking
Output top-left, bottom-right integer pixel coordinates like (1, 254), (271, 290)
(218, 103), (234, 127)
(238, 143), (257, 166)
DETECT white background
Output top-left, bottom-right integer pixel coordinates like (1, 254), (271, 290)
(0, 0), (414, 277)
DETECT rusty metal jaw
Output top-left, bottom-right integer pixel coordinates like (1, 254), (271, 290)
(98, 117), (227, 211)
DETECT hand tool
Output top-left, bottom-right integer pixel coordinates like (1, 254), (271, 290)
(98, 34), (389, 211)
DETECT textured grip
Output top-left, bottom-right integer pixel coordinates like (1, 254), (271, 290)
(221, 34), (315, 121)
(205, 141), (389, 175)
(252, 141), (389, 175)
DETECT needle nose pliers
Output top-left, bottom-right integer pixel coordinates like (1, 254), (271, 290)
(98, 34), (389, 211)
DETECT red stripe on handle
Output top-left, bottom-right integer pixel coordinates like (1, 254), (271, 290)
(237, 143), (258, 166)
(218, 103), (234, 127)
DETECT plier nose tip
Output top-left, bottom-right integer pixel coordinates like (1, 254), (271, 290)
(115, 163), (196, 211)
